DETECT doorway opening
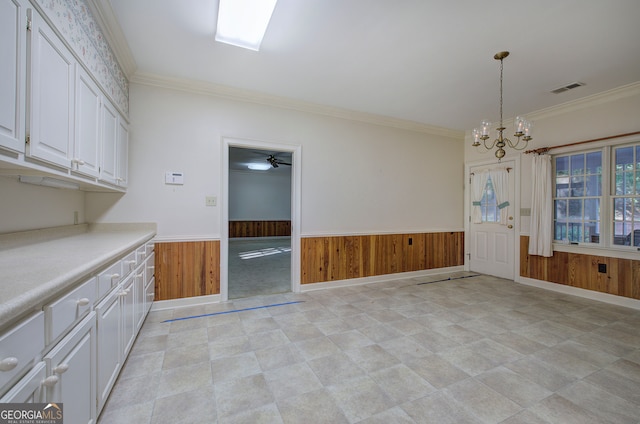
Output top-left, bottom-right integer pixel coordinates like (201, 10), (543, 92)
(221, 138), (301, 301)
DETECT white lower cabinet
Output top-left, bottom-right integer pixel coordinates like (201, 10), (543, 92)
(44, 312), (96, 424)
(0, 241), (154, 422)
(95, 287), (121, 415)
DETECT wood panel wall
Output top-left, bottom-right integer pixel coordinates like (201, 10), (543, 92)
(229, 220), (291, 238)
(154, 240), (220, 301)
(301, 232), (464, 284)
(520, 236), (640, 299)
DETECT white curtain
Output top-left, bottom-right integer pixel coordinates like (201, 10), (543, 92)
(471, 170), (489, 224)
(489, 168), (510, 225)
(529, 154), (553, 257)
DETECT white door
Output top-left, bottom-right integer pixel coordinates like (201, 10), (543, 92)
(44, 312), (96, 424)
(100, 100), (118, 184)
(469, 161), (516, 280)
(74, 67), (101, 177)
(28, 10), (75, 168)
(0, 0), (27, 154)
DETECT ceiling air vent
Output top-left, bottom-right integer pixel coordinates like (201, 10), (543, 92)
(550, 81), (585, 94)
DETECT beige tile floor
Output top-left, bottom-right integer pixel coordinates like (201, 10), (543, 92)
(228, 238), (291, 299)
(98, 273), (640, 424)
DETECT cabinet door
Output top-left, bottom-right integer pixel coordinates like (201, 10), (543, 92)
(44, 312), (96, 424)
(0, 0), (27, 154)
(27, 10), (75, 168)
(116, 118), (128, 187)
(73, 67), (101, 177)
(134, 266), (145, 331)
(99, 99), (118, 185)
(95, 288), (121, 414)
(121, 275), (135, 358)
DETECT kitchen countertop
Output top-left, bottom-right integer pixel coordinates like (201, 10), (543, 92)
(0, 223), (156, 331)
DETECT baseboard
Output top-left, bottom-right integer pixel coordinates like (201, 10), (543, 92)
(150, 294), (222, 311)
(299, 266), (465, 292)
(517, 276), (640, 310)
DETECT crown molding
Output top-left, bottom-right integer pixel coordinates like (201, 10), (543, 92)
(129, 72), (464, 139)
(85, 0), (137, 78)
(527, 81), (640, 122)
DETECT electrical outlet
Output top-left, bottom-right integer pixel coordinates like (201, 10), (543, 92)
(205, 196), (217, 207)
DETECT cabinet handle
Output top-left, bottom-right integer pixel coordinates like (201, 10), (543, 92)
(53, 364), (69, 374)
(136, 273), (144, 278)
(43, 375), (59, 387)
(111, 273), (121, 281)
(71, 158), (85, 166)
(126, 260), (137, 270)
(0, 357), (18, 372)
(77, 298), (90, 307)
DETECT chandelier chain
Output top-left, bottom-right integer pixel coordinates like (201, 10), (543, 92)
(499, 57), (504, 128)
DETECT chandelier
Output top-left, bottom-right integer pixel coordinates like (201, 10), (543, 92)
(472, 51), (532, 160)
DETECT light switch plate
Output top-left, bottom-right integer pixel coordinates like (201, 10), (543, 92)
(205, 196), (217, 206)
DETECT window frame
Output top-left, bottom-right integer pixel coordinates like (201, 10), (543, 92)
(551, 137), (640, 253)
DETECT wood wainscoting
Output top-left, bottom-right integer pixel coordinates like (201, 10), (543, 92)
(229, 220), (291, 238)
(154, 240), (220, 301)
(520, 236), (640, 299)
(301, 232), (464, 285)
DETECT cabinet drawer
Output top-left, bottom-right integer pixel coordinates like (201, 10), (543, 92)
(44, 277), (95, 345)
(0, 361), (46, 403)
(97, 261), (121, 300)
(0, 312), (45, 391)
(145, 242), (154, 256)
(121, 251), (137, 279)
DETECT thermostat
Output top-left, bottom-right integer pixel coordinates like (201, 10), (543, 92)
(165, 172), (184, 185)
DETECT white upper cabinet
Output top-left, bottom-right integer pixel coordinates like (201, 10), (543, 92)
(0, 0), (27, 154)
(100, 100), (128, 188)
(100, 99), (118, 185)
(27, 9), (75, 168)
(73, 67), (101, 178)
(116, 118), (129, 187)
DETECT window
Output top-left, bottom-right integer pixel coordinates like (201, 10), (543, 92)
(480, 176), (499, 223)
(613, 145), (640, 246)
(553, 140), (640, 249)
(554, 151), (602, 243)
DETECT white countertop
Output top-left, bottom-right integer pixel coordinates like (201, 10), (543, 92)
(0, 223), (156, 331)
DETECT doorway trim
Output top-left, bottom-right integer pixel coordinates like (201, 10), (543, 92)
(464, 155), (521, 280)
(221, 136), (302, 301)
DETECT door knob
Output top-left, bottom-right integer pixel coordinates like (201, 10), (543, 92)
(508, 224), (513, 229)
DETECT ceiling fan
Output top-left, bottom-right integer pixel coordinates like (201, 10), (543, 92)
(266, 154), (291, 168)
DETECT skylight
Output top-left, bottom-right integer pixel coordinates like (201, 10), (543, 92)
(215, 0), (278, 51)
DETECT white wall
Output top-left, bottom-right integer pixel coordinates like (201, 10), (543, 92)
(229, 170), (291, 220)
(0, 176), (85, 234)
(86, 82), (465, 238)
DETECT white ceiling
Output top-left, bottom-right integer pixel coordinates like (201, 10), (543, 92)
(102, 0), (640, 133)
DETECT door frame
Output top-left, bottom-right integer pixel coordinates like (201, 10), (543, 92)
(464, 156), (521, 280)
(221, 136), (302, 301)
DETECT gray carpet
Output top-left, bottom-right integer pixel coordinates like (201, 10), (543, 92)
(228, 237), (291, 299)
